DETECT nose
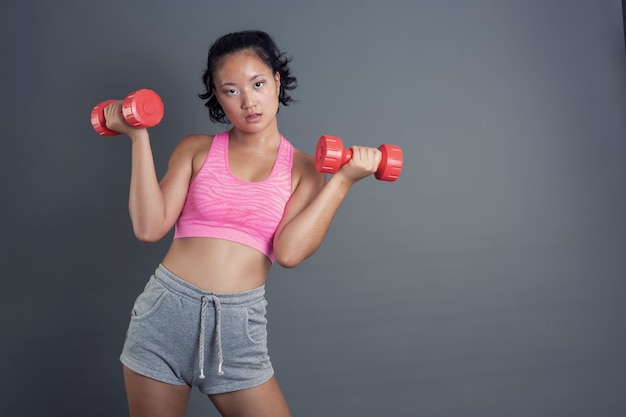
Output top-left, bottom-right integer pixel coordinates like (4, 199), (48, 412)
(240, 89), (255, 109)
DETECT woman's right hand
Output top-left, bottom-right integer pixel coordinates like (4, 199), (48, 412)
(103, 101), (147, 138)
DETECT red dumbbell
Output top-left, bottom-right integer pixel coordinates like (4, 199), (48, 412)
(315, 135), (403, 182)
(90, 89), (164, 136)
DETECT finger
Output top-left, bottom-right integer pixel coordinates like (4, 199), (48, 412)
(372, 148), (382, 167)
(104, 101), (121, 117)
(350, 146), (367, 167)
(356, 146), (380, 170)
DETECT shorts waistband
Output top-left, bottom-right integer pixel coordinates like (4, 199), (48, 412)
(154, 264), (265, 305)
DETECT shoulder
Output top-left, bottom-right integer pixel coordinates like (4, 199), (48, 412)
(168, 133), (213, 161)
(159, 135), (214, 183)
(292, 147), (315, 172)
(175, 133), (214, 152)
(291, 146), (326, 191)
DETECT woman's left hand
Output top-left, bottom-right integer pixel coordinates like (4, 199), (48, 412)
(336, 145), (382, 183)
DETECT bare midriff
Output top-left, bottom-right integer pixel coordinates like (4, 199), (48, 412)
(161, 237), (271, 293)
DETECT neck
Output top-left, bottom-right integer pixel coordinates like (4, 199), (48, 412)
(228, 125), (281, 153)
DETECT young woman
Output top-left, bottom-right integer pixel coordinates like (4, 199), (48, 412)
(105, 30), (382, 417)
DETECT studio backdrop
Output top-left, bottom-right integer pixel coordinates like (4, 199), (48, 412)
(1, 1), (625, 416)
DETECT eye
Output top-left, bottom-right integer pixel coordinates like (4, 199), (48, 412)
(224, 88), (238, 95)
(254, 81), (264, 88)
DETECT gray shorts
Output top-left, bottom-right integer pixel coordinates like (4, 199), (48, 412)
(120, 264), (274, 394)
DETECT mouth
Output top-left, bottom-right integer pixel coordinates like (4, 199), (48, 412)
(245, 113), (262, 122)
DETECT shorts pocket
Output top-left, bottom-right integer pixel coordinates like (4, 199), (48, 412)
(245, 299), (268, 345)
(131, 277), (169, 321)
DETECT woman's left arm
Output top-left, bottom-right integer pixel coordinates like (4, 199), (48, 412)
(273, 146), (381, 268)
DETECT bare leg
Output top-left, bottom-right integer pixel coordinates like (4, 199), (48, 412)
(123, 366), (192, 417)
(209, 376), (291, 417)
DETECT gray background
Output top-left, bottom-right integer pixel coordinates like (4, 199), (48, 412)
(1, 1), (625, 416)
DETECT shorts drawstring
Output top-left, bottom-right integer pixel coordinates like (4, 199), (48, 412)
(199, 295), (224, 379)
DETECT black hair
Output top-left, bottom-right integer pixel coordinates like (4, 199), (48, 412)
(199, 30), (297, 123)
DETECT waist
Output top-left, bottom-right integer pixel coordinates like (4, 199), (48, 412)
(161, 237), (271, 293)
(174, 223), (275, 262)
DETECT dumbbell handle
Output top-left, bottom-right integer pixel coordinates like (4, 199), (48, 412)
(335, 147), (354, 166)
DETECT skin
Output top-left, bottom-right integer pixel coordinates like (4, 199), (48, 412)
(105, 50), (382, 417)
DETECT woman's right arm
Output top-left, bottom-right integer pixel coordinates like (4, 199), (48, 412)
(127, 131), (195, 242)
(104, 102), (196, 242)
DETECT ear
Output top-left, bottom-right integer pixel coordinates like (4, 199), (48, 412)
(274, 71), (281, 93)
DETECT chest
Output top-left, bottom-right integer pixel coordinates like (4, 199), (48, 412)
(227, 151), (277, 183)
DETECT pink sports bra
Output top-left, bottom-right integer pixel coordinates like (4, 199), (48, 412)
(174, 131), (293, 262)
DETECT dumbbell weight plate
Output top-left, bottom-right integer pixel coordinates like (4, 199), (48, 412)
(122, 89), (164, 128)
(90, 99), (119, 136)
(376, 144), (403, 182)
(315, 135), (347, 173)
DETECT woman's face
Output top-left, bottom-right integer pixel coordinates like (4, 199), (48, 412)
(213, 51), (281, 134)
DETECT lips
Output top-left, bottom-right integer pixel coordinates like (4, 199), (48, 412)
(245, 113), (261, 122)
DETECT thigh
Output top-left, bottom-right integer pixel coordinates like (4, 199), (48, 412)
(209, 376), (291, 417)
(123, 366), (192, 417)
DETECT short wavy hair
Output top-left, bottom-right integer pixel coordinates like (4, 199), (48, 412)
(199, 30), (297, 123)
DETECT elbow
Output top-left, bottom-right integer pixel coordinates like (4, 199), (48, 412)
(274, 248), (309, 269)
(134, 231), (160, 243)
(275, 257), (301, 269)
(130, 214), (172, 243)
(133, 225), (165, 243)
(135, 234), (160, 243)
(273, 236), (320, 268)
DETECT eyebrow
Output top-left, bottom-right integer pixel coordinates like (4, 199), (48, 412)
(219, 73), (265, 88)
